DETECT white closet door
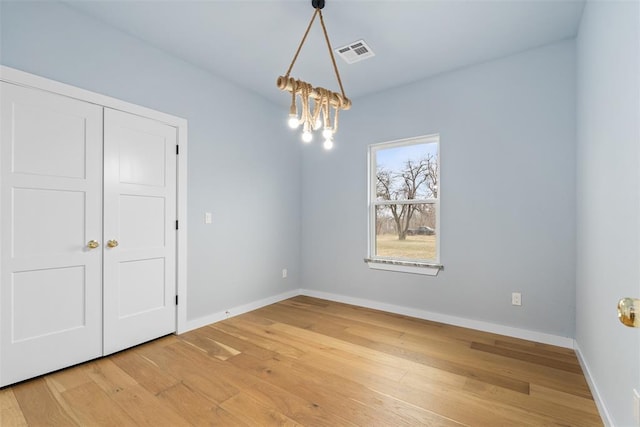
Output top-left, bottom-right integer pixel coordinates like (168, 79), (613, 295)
(0, 82), (103, 386)
(103, 108), (177, 355)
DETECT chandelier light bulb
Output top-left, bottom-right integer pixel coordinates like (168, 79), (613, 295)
(322, 128), (333, 139)
(302, 130), (313, 143)
(323, 138), (334, 150)
(288, 114), (300, 129)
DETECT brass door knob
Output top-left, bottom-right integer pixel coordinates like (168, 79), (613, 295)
(618, 298), (640, 328)
(87, 240), (100, 249)
(107, 240), (119, 248)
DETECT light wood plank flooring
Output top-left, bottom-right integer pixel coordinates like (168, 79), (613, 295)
(1, 296), (602, 426)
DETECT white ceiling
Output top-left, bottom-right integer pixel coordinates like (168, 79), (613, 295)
(64, 0), (585, 107)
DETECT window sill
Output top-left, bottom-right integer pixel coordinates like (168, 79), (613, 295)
(364, 258), (443, 276)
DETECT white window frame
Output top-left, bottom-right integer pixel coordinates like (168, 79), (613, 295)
(366, 134), (442, 276)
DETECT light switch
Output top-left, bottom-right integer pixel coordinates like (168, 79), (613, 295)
(205, 212), (212, 224)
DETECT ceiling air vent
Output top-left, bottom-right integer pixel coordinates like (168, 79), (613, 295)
(335, 39), (375, 64)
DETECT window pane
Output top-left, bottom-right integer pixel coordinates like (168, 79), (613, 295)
(375, 142), (438, 201)
(375, 203), (437, 260)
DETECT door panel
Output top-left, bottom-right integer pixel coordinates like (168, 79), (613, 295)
(12, 188), (86, 257)
(0, 82), (103, 387)
(103, 108), (176, 355)
(119, 194), (166, 249)
(12, 266), (86, 341)
(118, 258), (165, 317)
(117, 128), (167, 186)
(11, 101), (87, 179)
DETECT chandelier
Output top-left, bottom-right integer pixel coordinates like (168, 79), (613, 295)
(276, 0), (351, 150)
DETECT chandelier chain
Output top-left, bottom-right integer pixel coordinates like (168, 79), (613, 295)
(284, 8), (320, 79)
(318, 9), (346, 100)
(283, 7), (346, 101)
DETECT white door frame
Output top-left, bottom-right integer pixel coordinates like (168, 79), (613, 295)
(0, 65), (189, 334)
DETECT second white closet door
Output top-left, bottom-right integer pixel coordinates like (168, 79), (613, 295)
(103, 108), (177, 355)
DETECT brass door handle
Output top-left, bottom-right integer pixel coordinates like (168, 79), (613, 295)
(87, 240), (100, 249)
(107, 240), (119, 248)
(618, 298), (640, 328)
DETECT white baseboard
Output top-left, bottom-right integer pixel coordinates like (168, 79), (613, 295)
(182, 288), (575, 348)
(299, 289), (575, 348)
(574, 342), (614, 427)
(182, 289), (300, 333)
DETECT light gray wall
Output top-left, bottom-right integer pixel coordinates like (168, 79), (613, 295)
(3, 1), (635, 422)
(301, 40), (577, 338)
(576, 1), (640, 425)
(0, 1), (302, 321)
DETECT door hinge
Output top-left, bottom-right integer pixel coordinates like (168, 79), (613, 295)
(176, 145), (179, 155)
(175, 295), (178, 305)
(176, 220), (179, 230)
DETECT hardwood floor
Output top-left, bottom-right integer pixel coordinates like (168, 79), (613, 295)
(1, 296), (602, 426)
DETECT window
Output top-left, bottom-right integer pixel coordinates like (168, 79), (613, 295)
(366, 135), (441, 275)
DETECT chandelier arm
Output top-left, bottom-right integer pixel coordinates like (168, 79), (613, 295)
(284, 8), (320, 79)
(301, 81), (312, 130)
(323, 95), (330, 129)
(289, 79), (298, 116)
(318, 9), (347, 100)
(277, 78), (351, 110)
(311, 89), (323, 128)
(300, 82), (307, 128)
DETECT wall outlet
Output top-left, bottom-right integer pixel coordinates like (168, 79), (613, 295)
(511, 292), (522, 306)
(204, 212), (212, 224)
(634, 389), (640, 426)
(282, 268), (288, 279)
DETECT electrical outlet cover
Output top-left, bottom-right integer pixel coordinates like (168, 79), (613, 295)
(511, 292), (522, 306)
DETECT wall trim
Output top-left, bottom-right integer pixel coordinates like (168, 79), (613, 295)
(299, 289), (575, 348)
(183, 289), (300, 332)
(0, 66), (187, 125)
(574, 341), (614, 427)
(182, 287), (574, 348)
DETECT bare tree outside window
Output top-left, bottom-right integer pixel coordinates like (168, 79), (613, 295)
(369, 137), (439, 262)
(376, 154), (438, 240)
